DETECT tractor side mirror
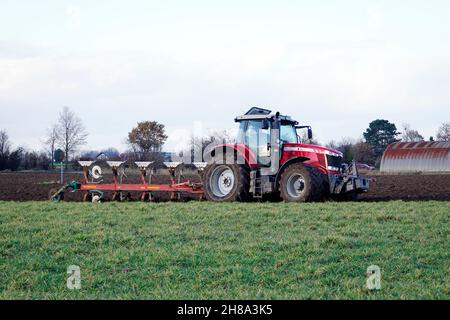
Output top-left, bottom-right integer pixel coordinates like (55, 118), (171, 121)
(308, 127), (313, 140)
(262, 119), (270, 130)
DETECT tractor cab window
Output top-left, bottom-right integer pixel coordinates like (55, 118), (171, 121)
(280, 123), (298, 144)
(236, 120), (271, 166)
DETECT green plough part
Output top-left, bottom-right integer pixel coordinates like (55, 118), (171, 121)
(49, 181), (81, 202)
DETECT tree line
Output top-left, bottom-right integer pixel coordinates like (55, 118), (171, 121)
(0, 107), (449, 171)
(0, 107), (86, 171)
(0, 107), (170, 171)
(327, 120), (450, 167)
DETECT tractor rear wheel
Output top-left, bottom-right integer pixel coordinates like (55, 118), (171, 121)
(279, 163), (323, 202)
(203, 163), (250, 202)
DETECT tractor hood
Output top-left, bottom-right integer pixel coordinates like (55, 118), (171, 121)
(283, 143), (343, 158)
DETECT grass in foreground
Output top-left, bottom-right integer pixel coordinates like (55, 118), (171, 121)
(0, 201), (449, 299)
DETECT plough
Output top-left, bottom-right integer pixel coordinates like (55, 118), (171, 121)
(50, 161), (207, 202)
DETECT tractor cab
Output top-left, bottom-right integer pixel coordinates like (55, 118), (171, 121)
(235, 107), (314, 170)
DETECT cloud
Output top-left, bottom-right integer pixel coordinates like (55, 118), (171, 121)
(1, 35), (450, 151)
(0, 41), (43, 59)
(0, 57), (52, 96)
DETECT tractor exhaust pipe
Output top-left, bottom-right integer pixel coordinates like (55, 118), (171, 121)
(261, 112), (281, 176)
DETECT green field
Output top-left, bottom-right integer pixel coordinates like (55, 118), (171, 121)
(0, 201), (448, 300)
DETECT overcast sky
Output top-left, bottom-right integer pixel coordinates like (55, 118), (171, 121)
(1, 0), (449, 153)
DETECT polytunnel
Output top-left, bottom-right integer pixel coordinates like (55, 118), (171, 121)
(380, 141), (450, 173)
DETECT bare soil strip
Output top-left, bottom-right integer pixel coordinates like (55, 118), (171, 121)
(0, 172), (449, 202)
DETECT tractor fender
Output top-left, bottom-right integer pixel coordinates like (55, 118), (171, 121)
(205, 144), (258, 169)
(275, 156), (310, 187)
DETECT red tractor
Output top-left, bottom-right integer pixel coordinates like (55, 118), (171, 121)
(202, 107), (369, 202)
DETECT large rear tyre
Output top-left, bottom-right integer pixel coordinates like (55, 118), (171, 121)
(279, 163), (323, 202)
(203, 163), (250, 202)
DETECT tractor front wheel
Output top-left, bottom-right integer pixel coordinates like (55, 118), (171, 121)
(203, 163), (250, 202)
(279, 163), (323, 202)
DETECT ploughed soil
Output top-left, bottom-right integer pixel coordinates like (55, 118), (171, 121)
(359, 174), (450, 201)
(0, 171), (449, 202)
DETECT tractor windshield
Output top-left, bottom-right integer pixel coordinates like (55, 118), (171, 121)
(237, 121), (298, 145)
(280, 123), (298, 144)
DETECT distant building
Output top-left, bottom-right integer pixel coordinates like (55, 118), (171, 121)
(380, 141), (450, 173)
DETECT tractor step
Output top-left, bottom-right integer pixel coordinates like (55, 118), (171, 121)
(250, 170), (263, 199)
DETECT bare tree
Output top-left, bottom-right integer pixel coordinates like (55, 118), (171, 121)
(401, 123), (424, 142)
(0, 130), (10, 156)
(326, 140), (338, 150)
(300, 132), (319, 145)
(436, 122), (450, 141)
(43, 125), (58, 169)
(184, 130), (233, 163)
(351, 140), (376, 165)
(0, 130), (11, 171)
(332, 137), (354, 163)
(327, 138), (377, 166)
(56, 107), (88, 168)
